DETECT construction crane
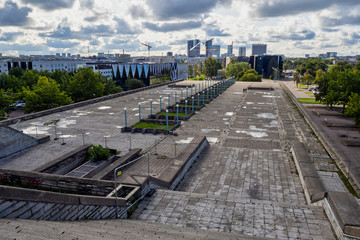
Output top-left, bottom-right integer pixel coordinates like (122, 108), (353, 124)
(141, 43), (152, 61)
(189, 38), (215, 59)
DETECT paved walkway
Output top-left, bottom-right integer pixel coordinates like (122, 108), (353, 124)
(131, 81), (336, 239)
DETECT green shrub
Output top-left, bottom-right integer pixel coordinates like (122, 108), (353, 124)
(88, 145), (111, 162)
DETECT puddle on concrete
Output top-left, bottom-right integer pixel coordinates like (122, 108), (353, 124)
(224, 122), (230, 125)
(176, 137), (194, 144)
(109, 113), (114, 115)
(262, 95), (279, 98)
(243, 106), (247, 109)
(207, 137), (218, 144)
(201, 129), (220, 133)
(57, 118), (77, 128)
(225, 112), (234, 116)
(264, 120), (278, 128)
(116, 126), (123, 128)
(139, 101), (148, 105)
(153, 101), (159, 105)
(98, 106), (111, 110)
(61, 134), (77, 138)
(132, 108), (138, 111)
(22, 125), (50, 135)
(249, 125), (266, 131)
(236, 130), (268, 138)
(73, 110), (93, 116)
(256, 113), (276, 119)
(134, 113), (139, 116)
(223, 118), (229, 121)
(234, 92), (242, 95)
(272, 149), (282, 151)
(213, 111), (218, 114)
(246, 102), (254, 104)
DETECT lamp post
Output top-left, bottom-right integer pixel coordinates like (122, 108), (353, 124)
(166, 110), (169, 133)
(176, 104), (179, 124)
(192, 96), (194, 113)
(160, 96), (162, 111)
(138, 103), (141, 121)
(185, 100), (188, 118)
(197, 94), (200, 108)
(202, 91), (205, 106)
(150, 99), (152, 116)
(181, 88), (183, 100)
(175, 92), (177, 104)
(124, 107), (127, 128)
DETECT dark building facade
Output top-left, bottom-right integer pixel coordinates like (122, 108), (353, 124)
(187, 39), (200, 57)
(250, 55), (283, 79)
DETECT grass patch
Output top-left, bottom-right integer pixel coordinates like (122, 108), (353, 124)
(157, 111), (186, 117)
(178, 104), (202, 108)
(132, 122), (174, 130)
(296, 89), (303, 91)
(297, 98), (323, 104)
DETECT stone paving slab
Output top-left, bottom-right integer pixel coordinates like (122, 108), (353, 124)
(132, 190), (335, 240)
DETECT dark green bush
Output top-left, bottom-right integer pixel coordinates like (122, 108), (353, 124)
(88, 145), (111, 162)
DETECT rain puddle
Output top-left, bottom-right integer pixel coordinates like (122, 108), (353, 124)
(116, 126), (123, 128)
(249, 125), (266, 131)
(225, 112), (234, 116)
(153, 101), (159, 105)
(61, 134), (77, 138)
(246, 102), (254, 104)
(224, 122), (230, 125)
(207, 137), (218, 144)
(256, 113), (276, 119)
(98, 106), (111, 110)
(73, 110), (93, 116)
(201, 129), (220, 133)
(236, 130), (268, 138)
(132, 108), (138, 111)
(57, 119), (77, 128)
(176, 137), (194, 144)
(234, 92), (242, 95)
(242, 106), (247, 109)
(109, 113), (114, 115)
(264, 120), (278, 128)
(273, 149), (282, 151)
(223, 118), (229, 121)
(134, 113), (139, 116)
(22, 125), (50, 135)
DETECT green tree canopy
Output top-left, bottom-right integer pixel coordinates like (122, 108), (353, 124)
(225, 62), (250, 79)
(0, 89), (12, 119)
(204, 58), (222, 77)
(23, 76), (73, 113)
(345, 93), (360, 127)
(126, 78), (145, 90)
(67, 67), (105, 102)
(240, 69), (262, 82)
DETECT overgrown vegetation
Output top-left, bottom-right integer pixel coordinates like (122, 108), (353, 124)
(88, 145), (111, 162)
(225, 62), (261, 82)
(132, 122), (175, 130)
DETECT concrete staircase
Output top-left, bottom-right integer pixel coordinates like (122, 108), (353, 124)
(0, 218), (267, 240)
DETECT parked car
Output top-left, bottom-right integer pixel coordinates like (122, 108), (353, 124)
(312, 88), (319, 94)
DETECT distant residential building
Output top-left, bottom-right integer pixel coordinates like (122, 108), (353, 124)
(327, 52), (337, 58)
(78, 63), (113, 79)
(56, 53), (60, 58)
(0, 53), (2, 58)
(252, 44), (267, 56)
(67, 53), (71, 58)
(61, 53), (66, 58)
(98, 52), (105, 57)
(205, 39), (213, 58)
(187, 39), (200, 57)
(305, 54), (310, 58)
(227, 45), (233, 55)
(239, 47), (246, 57)
(212, 45), (221, 58)
(167, 52), (173, 57)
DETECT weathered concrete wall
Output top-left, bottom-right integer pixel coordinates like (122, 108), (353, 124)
(0, 126), (38, 159)
(0, 185), (126, 221)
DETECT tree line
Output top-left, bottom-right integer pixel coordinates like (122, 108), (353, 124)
(0, 67), (123, 118)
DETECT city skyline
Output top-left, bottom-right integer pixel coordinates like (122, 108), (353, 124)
(0, 0), (359, 57)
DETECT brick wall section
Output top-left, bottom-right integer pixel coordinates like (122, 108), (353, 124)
(0, 168), (116, 196)
(0, 79), (184, 127)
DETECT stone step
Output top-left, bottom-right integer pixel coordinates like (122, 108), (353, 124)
(0, 218), (269, 240)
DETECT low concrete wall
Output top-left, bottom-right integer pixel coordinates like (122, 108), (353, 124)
(0, 185), (126, 221)
(0, 168), (115, 196)
(0, 79), (184, 127)
(290, 142), (360, 239)
(150, 137), (209, 189)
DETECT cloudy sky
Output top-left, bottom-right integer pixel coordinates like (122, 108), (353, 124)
(0, 0), (359, 57)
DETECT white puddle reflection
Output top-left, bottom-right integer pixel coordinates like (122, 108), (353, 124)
(249, 125), (266, 131)
(225, 112), (234, 116)
(201, 129), (220, 133)
(98, 106), (111, 110)
(207, 137), (218, 144)
(236, 130), (268, 138)
(264, 120), (278, 128)
(22, 125), (50, 135)
(176, 137), (194, 144)
(246, 102), (254, 104)
(57, 119), (77, 128)
(256, 113), (276, 119)
(223, 118), (229, 121)
(109, 113), (114, 115)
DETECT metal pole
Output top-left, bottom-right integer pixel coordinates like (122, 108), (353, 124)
(181, 88), (183, 100)
(185, 100), (188, 118)
(104, 135), (108, 148)
(174, 142), (177, 157)
(61, 132), (66, 145)
(129, 135), (132, 150)
(124, 107), (127, 128)
(207, 89), (209, 101)
(138, 103), (141, 121)
(114, 169), (118, 218)
(82, 133), (85, 145)
(150, 99), (152, 115)
(160, 96), (162, 111)
(175, 92), (177, 104)
(191, 86), (193, 96)
(202, 91), (205, 106)
(192, 97), (194, 113)
(154, 139), (157, 155)
(54, 125), (58, 140)
(176, 104), (179, 124)
(197, 94), (199, 108)
(166, 110), (169, 133)
(35, 125), (38, 137)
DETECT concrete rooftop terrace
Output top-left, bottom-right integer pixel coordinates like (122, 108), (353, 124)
(1, 79), (355, 239)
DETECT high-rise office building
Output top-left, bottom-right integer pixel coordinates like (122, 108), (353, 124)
(211, 45), (220, 58)
(252, 44), (267, 56)
(305, 54), (310, 58)
(187, 39), (200, 57)
(239, 47), (246, 57)
(205, 39), (213, 58)
(227, 45), (233, 55)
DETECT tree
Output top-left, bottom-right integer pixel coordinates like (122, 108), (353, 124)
(20, 70), (40, 89)
(126, 78), (144, 90)
(301, 74), (314, 88)
(103, 78), (122, 95)
(293, 71), (301, 87)
(67, 67), (105, 102)
(0, 89), (12, 119)
(345, 93), (360, 127)
(225, 62), (250, 79)
(0, 73), (25, 92)
(204, 57), (222, 77)
(9, 67), (24, 79)
(23, 76), (73, 113)
(240, 69), (261, 82)
(188, 64), (194, 78)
